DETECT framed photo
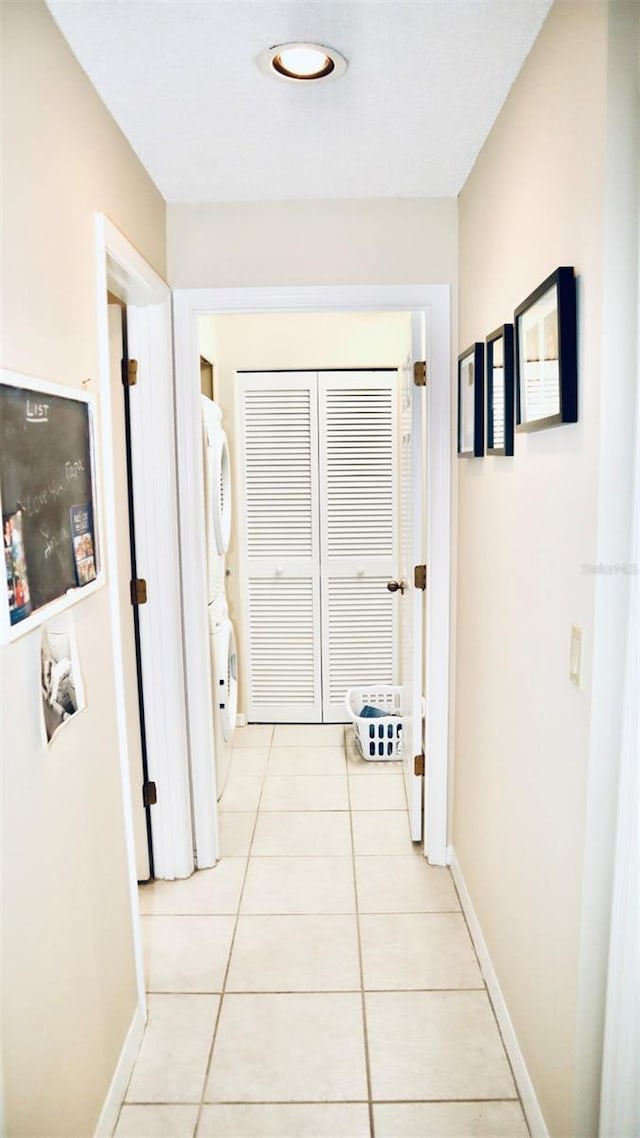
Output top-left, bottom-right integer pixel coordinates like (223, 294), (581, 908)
(515, 266), (577, 431)
(457, 343), (484, 458)
(486, 324), (514, 456)
(1, 370), (102, 644)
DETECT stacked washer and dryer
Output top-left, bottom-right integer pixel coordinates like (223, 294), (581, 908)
(201, 396), (238, 800)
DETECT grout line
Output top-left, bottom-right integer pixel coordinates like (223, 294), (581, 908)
(123, 1095), (521, 1107)
(147, 985), (488, 996)
(345, 746), (376, 1138)
(192, 728), (273, 1138)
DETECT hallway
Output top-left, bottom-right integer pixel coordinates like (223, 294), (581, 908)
(114, 726), (529, 1138)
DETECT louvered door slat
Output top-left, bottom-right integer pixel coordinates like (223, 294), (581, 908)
(238, 373), (321, 722)
(319, 372), (399, 722)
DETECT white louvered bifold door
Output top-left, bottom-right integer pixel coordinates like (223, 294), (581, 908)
(237, 374), (322, 722)
(318, 372), (399, 721)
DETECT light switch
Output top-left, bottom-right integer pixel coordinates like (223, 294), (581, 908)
(570, 625), (582, 687)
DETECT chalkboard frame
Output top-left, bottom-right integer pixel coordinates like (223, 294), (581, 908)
(1, 370), (103, 643)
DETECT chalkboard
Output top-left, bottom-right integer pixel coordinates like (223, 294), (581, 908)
(1, 373), (100, 639)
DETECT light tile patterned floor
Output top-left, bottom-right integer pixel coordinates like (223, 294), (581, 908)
(114, 725), (530, 1138)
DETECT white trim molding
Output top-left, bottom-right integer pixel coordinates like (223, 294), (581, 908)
(449, 849), (550, 1138)
(97, 217), (193, 884)
(172, 284), (452, 867)
(93, 1003), (145, 1138)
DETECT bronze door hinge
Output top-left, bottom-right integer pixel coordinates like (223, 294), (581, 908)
(414, 753), (425, 777)
(130, 578), (148, 605)
(142, 781), (157, 806)
(413, 360), (427, 387)
(414, 564), (427, 591)
(123, 358), (138, 387)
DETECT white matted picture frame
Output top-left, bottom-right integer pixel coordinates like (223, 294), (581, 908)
(457, 342), (484, 458)
(486, 323), (515, 457)
(515, 266), (578, 432)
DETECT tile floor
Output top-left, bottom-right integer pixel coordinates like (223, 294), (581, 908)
(113, 725), (529, 1138)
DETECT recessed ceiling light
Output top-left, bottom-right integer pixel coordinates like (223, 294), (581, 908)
(257, 42), (348, 84)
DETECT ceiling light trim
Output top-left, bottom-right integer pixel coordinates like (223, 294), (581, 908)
(257, 41), (348, 84)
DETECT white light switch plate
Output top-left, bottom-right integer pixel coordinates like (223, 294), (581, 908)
(570, 625), (582, 686)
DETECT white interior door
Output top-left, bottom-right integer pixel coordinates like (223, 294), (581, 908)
(318, 371), (399, 721)
(237, 373), (322, 722)
(399, 315), (426, 840)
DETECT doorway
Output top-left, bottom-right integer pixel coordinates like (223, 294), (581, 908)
(173, 284), (452, 868)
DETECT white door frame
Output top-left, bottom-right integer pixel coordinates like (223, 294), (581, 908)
(95, 217), (194, 1014)
(173, 284), (451, 865)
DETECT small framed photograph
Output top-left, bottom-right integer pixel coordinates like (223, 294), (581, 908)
(486, 324), (514, 456)
(515, 267), (577, 431)
(457, 343), (484, 458)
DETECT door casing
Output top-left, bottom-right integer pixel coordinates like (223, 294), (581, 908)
(173, 285), (452, 866)
(95, 217), (194, 1028)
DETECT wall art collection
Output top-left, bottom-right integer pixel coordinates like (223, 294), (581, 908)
(457, 266), (578, 458)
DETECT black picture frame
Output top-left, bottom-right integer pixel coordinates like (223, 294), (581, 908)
(486, 324), (514, 457)
(457, 343), (484, 458)
(515, 266), (577, 432)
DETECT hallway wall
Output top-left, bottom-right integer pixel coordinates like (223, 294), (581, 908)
(1, 3), (166, 1135)
(168, 198), (457, 288)
(456, 2), (638, 1135)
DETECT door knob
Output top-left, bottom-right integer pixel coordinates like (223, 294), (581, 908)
(387, 579), (406, 594)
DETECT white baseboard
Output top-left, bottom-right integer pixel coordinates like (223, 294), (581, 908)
(94, 1002), (146, 1138)
(449, 849), (550, 1138)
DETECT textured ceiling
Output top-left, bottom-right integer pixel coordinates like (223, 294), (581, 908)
(46, 0), (552, 203)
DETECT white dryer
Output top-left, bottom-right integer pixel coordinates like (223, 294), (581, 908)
(201, 395), (237, 799)
(210, 607), (238, 798)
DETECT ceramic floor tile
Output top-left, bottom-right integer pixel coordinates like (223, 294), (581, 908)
(232, 725), (273, 748)
(373, 1101), (529, 1137)
(346, 752), (404, 777)
(227, 915), (360, 991)
(141, 915), (235, 993)
(205, 993), (367, 1102)
(198, 1103), (370, 1137)
(113, 1104), (199, 1138)
(228, 748), (270, 779)
(125, 994), (218, 1103)
(261, 775), (349, 812)
(139, 862), (247, 916)
(252, 810), (352, 857)
(366, 990), (517, 1101)
(360, 913), (483, 990)
(351, 810), (414, 855)
(217, 812), (256, 858)
(355, 856), (459, 913)
(218, 775), (263, 812)
(268, 746), (347, 776)
(349, 774), (407, 811)
(272, 724), (347, 747)
(241, 856), (355, 914)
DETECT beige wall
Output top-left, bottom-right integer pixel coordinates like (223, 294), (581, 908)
(1, 4), (166, 1136)
(198, 311), (412, 717)
(169, 198), (457, 287)
(456, 3), (637, 1135)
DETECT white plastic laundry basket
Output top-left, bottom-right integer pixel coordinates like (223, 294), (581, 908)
(345, 685), (404, 761)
